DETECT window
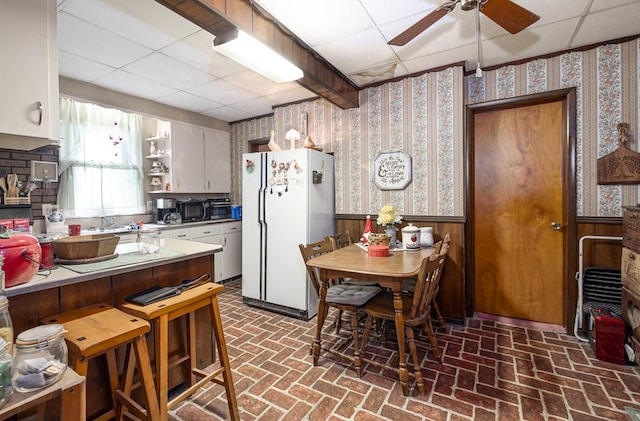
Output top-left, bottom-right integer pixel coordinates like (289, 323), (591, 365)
(58, 97), (146, 217)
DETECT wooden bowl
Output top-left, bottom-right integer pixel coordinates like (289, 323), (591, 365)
(368, 233), (391, 246)
(53, 234), (120, 260)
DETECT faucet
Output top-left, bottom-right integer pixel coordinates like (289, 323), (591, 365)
(101, 216), (116, 230)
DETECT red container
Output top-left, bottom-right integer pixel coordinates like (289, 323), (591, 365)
(38, 237), (54, 269)
(589, 308), (626, 364)
(0, 234), (42, 288)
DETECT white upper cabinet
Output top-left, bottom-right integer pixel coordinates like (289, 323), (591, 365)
(171, 121), (205, 193)
(0, 0), (60, 150)
(204, 128), (231, 193)
(171, 122), (231, 194)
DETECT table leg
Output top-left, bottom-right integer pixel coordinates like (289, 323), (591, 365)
(313, 269), (329, 366)
(393, 290), (409, 395)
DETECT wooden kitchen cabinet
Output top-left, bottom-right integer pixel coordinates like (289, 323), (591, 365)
(0, 0), (60, 150)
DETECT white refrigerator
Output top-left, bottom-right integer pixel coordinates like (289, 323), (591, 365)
(242, 149), (334, 320)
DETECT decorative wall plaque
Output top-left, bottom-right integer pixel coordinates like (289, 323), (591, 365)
(372, 150), (412, 190)
(597, 123), (640, 185)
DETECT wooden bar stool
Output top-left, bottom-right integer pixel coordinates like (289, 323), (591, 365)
(121, 282), (239, 421)
(42, 304), (160, 421)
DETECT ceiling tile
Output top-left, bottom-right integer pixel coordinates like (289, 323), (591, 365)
(571, 2), (640, 47)
(93, 70), (178, 99)
(360, 0), (439, 26)
(202, 107), (254, 122)
(255, 0), (373, 45)
(58, 12), (152, 68)
(187, 80), (258, 105)
(121, 52), (214, 90)
(266, 87), (317, 104)
(155, 91), (222, 113)
(58, 50), (115, 82)
(224, 71), (301, 97)
(230, 97), (278, 116)
(160, 30), (247, 78)
(60, 0), (200, 50)
(314, 28), (396, 75)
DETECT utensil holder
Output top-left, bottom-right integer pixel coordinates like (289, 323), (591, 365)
(3, 195), (30, 205)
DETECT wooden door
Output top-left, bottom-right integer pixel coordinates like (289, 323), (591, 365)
(472, 99), (567, 325)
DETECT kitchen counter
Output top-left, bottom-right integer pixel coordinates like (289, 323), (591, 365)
(5, 238), (222, 297)
(6, 238), (221, 417)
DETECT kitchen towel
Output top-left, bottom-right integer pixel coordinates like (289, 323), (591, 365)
(61, 249), (185, 273)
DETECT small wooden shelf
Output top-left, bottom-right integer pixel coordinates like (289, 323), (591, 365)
(145, 136), (169, 142)
(146, 154), (170, 159)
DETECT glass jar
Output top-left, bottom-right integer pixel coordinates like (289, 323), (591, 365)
(137, 228), (160, 254)
(13, 324), (68, 392)
(0, 337), (12, 407)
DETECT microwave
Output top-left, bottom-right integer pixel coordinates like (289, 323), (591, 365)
(177, 199), (207, 222)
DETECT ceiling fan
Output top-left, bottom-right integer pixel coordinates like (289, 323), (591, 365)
(388, 0), (540, 46)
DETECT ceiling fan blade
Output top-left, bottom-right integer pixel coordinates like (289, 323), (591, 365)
(480, 0), (540, 34)
(388, 7), (450, 46)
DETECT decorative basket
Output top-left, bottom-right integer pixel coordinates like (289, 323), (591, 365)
(53, 234), (120, 260)
(368, 233), (391, 246)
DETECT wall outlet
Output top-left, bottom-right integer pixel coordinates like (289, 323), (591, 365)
(42, 204), (55, 217)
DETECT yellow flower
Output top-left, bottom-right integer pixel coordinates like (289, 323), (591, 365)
(376, 204), (403, 226)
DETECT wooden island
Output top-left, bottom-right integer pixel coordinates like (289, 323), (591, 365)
(5, 238), (222, 418)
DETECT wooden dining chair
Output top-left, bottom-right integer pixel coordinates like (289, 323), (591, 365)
(299, 238), (381, 376)
(359, 239), (450, 394)
(401, 234), (451, 330)
(325, 231), (380, 333)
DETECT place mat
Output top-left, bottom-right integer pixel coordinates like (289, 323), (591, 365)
(61, 249), (185, 273)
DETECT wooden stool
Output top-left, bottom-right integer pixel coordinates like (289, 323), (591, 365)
(121, 282), (239, 421)
(42, 304), (160, 421)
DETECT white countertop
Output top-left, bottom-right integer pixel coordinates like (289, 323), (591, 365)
(81, 218), (240, 236)
(5, 238), (222, 297)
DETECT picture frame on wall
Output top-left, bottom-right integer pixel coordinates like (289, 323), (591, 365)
(372, 149), (412, 190)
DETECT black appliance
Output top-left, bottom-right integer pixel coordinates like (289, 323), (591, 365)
(153, 198), (176, 224)
(177, 198), (207, 222)
(208, 197), (231, 220)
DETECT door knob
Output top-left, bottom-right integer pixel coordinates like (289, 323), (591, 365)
(550, 222), (564, 231)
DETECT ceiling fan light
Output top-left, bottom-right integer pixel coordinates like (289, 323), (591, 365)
(213, 30), (303, 83)
(475, 64), (483, 78)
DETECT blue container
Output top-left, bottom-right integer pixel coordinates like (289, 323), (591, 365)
(231, 206), (242, 220)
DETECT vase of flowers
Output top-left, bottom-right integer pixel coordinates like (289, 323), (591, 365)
(377, 204), (403, 248)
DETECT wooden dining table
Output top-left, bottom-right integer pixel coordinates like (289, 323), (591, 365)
(306, 243), (434, 395)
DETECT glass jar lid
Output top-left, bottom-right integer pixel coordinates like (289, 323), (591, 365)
(15, 324), (65, 349)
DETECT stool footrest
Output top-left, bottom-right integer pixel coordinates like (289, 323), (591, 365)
(115, 389), (148, 420)
(167, 367), (226, 410)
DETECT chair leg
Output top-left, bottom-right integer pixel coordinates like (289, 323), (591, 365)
(406, 327), (425, 395)
(350, 311), (362, 377)
(422, 323), (443, 364)
(432, 300), (446, 330)
(334, 309), (344, 334)
(359, 315), (374, 370)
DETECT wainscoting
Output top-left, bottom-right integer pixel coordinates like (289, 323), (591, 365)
(335, 215), (623, 331)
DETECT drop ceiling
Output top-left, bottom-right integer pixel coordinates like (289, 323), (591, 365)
(57, 0), (640, 123)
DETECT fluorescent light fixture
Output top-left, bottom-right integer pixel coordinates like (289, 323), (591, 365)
(213, 30), (303, 83)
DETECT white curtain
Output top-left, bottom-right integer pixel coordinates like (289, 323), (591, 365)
(58, 97), (146, 217)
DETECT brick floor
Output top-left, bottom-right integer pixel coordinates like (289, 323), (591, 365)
(169, 280), (640, 420)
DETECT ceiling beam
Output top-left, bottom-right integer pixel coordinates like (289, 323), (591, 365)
(155, 0), (360, 109)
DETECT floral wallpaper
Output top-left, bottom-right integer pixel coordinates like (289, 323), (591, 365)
(467, 38), (639, 217)
(231, 38), (638, 218)
(231, 67), (465, 217)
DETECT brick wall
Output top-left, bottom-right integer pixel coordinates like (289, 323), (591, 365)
(0, 146), (59, 219)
